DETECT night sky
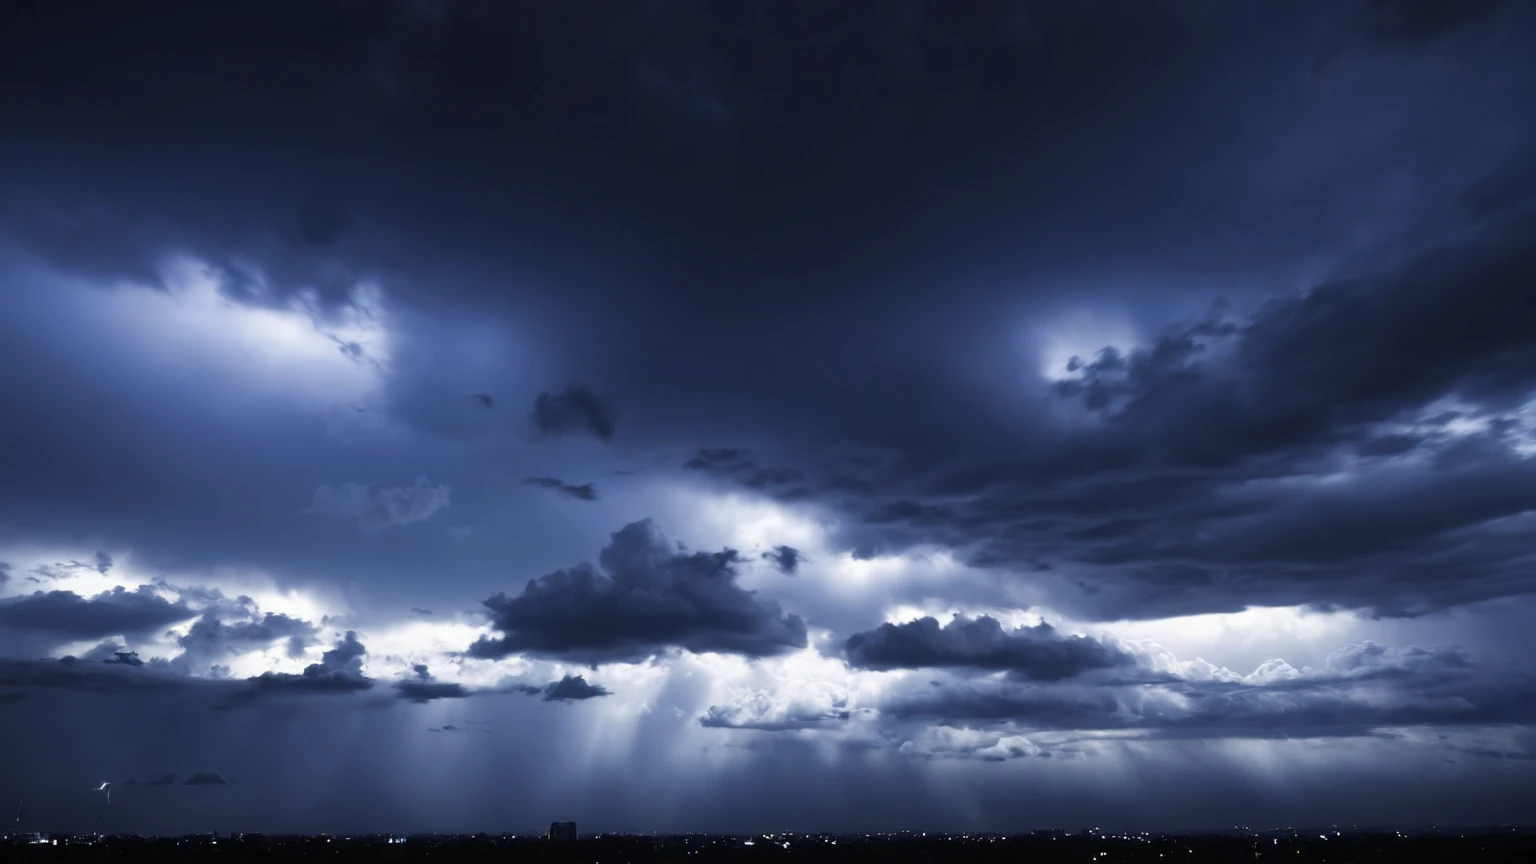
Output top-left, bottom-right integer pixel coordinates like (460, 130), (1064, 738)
(2, 0), (1536, 837)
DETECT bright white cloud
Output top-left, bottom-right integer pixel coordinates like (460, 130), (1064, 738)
(65, 256), (391, 414)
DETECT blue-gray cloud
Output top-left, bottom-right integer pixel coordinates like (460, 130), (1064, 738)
(304, 477), (452, 534)
(467, 520), (808, 664)
(763, 545), (802, 575)
(529, 386), (615, 442)
(522, 477), (599, 502)
(0, 587), (195, 641)
(395, 664), (469, 704)
(250, 632), (372, 694)
(535, 674), (610, 702)
(844, 615), (1134, 681)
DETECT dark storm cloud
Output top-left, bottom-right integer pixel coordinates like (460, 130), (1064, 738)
(101, 650), (145, 667)
(250, 631), (373, 693)
(843, 616), (1134, 681)
(680, 199), (1536, 619)
(522, 477), (599, 502)
(884, 641), (1536, 740)
(0, 0), (1535, 831)
(467, 519), (807, 664)
(183, 772), (231, 786)
(0, 587), (195, 641)
(1309, 0), (1516, 78)
(529, 386), (616, 442)
(763, 546), (802, 575)
(1352, 0), (1509, 48)
(536, 674), (610, 702)
(395, 664), (468, 703)
(0, 657), (212, 696)
(0, 0), (1529, 628)
(303, 477), (452, 534)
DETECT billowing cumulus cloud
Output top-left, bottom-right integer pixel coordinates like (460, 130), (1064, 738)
(896, 726), (1049, 762)
(700, 687), (852, 731)
(251, 632), (372, 693)
(843, 615), (1133, 681)
(174, 611), (319, 676)
(305, 477), (452, 534)
(467, 520), (808, 664)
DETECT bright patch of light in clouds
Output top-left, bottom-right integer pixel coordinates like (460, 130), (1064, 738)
(1031, 306), (1139, 382)
(880, 603), (1046, 630)
(662, 487), (828, 558)
(72, 256), (391, 412)
(1097, 605), (1365, 675)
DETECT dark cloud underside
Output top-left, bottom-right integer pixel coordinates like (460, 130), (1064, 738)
(468, 520), (807, 664)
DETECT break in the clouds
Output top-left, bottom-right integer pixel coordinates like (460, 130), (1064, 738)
(1, 0), (1534, 835)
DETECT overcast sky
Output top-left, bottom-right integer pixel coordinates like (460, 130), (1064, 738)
(2, 0), (1536, 836)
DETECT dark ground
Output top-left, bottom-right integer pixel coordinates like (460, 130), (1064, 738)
(6, 830), (1535, 863)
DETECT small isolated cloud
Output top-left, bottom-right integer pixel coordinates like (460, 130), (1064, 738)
(249, 631), (372, 693)
(529, 384), (615, 441)
(467, 519), (808, 664)
(522, 476), (599, 502)
(843, 615), (1133, 681)
(763, 545), (802, 575)
(102, 651), (144, 667)
(183, 771), (231, 786)
(395, 664), (469, 703)
(522, 674), (610, 702)
(304, 476), (451, 533)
